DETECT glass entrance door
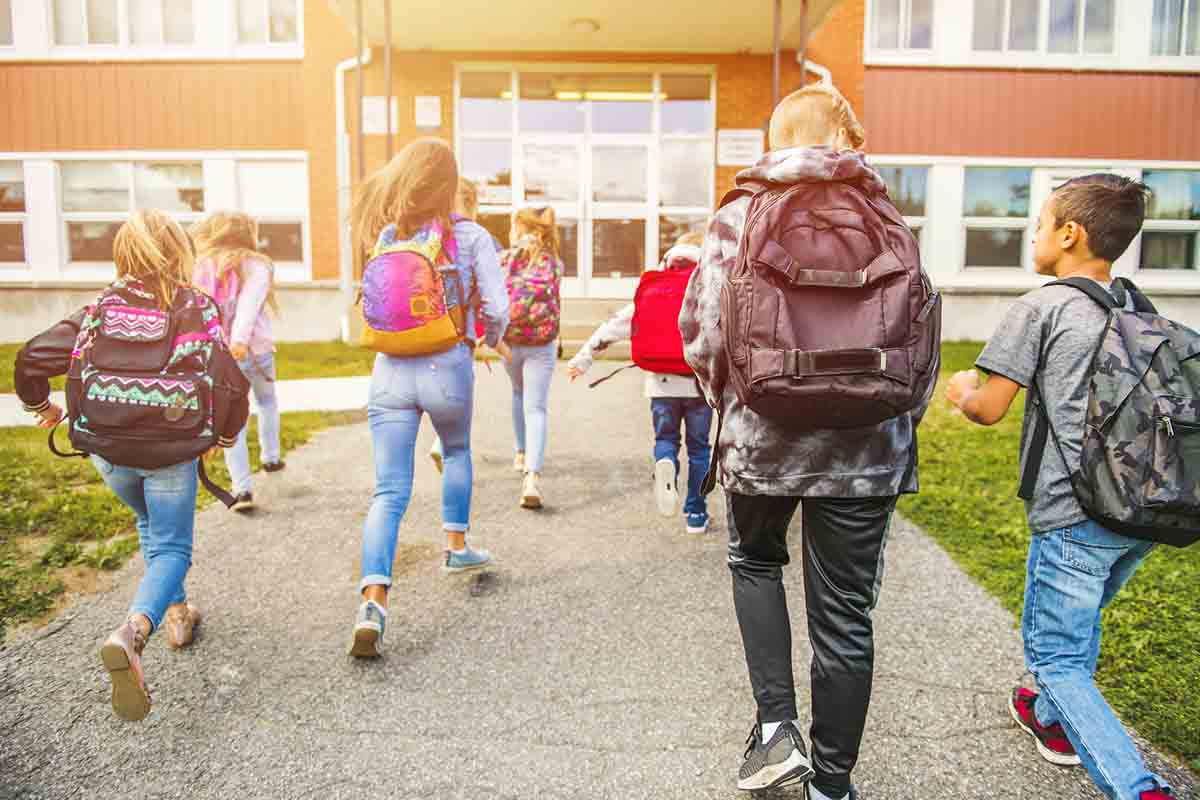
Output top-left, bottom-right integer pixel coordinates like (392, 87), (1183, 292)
(457, 67), (715, 298)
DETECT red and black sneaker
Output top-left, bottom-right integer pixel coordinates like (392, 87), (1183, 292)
(1008, 687), (1081, 766)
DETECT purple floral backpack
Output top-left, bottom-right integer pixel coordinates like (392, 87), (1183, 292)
(503, 245), (562, 346)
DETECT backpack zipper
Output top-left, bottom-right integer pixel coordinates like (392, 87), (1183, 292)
(1162, 416), (1174, 437)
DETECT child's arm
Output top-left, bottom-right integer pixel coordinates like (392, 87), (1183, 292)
(567, 303), (634, 380)
(473, 232), (510, 349)
(230, 260), (271, 358)
(14, 310), (85, 427)
(947, 369), (1022, 425)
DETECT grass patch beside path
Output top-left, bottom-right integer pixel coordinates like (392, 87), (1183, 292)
(0, 410), (363, 643)
(901, 342), (1200, 770)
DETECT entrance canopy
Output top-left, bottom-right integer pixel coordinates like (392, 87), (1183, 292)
(327, 0), (843, 53)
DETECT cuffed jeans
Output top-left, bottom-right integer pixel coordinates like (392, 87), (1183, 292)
(727, 492), (896, 799)
(504, 341), (557, 474)
(650, 397), (712, 516)
(225, 351), (281, 495)
(1023, 520), (1168, 800)
(360, 345), (474, 593)
(92, 455), (197, 633)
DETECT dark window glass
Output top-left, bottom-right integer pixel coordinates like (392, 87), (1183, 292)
(558, 219), (579, 278)
(658, 215), (706, 261)
(1144, 170), (1200, 220)
(257, 222), (303, 262)
(965, 228), (1025, 268)
(964, 168), (1031, 217)
(1140, 231), (1197, 270)
(0, 222), (24, 263)
(593, 219), (645, 278)
(477, 213), (511, 253)
(877, 166), (928, 217)
(68, 221), (122, 262)
(0, 163), (24, 212)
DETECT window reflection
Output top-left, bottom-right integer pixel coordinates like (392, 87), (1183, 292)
(68, 221), (123, 262)
(63, 162), (131, 212)
(594, 219), (645, 278)
(1140, 232), (1196, 270)
(519, 73), (585, 132)
(877, 166), (928, 217)
(964, 168), (1031, 217)
(661, 75), (712, 133)
(257, 221), (303, 262)
(1144, 170), (1200, 220)
(593, 146), (647, 203)
(660, 140), (711, 207)
(658, 215), (707, 261)
(460, 72), (512, 133)
(0, 222), (23, 263)
(0, 163), (24, 212)
(461, 139), (512, 205)
(523, 144), (579, 203)
(965, 229), (1025, 268)
(133, 162), (204, 213)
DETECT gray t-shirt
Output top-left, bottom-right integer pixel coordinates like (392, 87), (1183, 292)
(975, 281), (1119, 533)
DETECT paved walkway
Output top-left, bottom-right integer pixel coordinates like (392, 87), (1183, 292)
(0, 376), (372, 427)
(0, 367), (1193, 800)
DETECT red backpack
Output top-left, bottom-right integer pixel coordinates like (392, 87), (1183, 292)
(631, 264), (696, 376)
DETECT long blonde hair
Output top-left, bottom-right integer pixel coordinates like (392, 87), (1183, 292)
(512, 206), (560, 265)
(456, 178), (480, 220)
(352, 138), (458, 256)
(113, 210), (194, 310)
(189, 211), (279, 314)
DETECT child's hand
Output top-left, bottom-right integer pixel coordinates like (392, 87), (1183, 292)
(35, 403), (64, 429)
(494, 341), (513, 364)
(567, 364), (584, 382)
(230, 343), (249, 361)
(946, 369), (982, 409)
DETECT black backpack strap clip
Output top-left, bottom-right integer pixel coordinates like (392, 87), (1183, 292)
(198, 458), (237, 509)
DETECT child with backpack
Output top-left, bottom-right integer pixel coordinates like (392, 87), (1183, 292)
(502, 206), (564, 510)
(349, 138), (509, 659)
(13, 210), (250, 721)
(679, 84), (940, 799)
(566, 231), (713, 534)
(191, 211), (283, 514)
(948, 174), (1190, 800)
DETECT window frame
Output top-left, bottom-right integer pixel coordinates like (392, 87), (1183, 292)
(866, 0), (936, 54)
(50, 0), (197, 51)
(233, 158), (311, 283)
(971, 0), (1118, 56)
(0, 160), (27, 269)
(1139, 168), (1200, 272)
(871, 162), (932, 246)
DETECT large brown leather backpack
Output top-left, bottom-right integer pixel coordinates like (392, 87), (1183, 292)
(718, 174), (941, 430)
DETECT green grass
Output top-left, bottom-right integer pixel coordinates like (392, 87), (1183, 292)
(901, 342), (1200, 770)
(0, 410), (363, 643)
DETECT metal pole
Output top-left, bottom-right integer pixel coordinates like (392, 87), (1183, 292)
(772, 0), (782, 107)
(356, 0), (366, 183)
(384, 0), (393, 161)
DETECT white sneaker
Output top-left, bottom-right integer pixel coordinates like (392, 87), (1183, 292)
(654, 458), (678, 518)
(520, 472), (543, 509)
(513, 452), (525, 472)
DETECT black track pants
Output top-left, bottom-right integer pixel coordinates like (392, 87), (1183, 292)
(727, 492), (897, 796)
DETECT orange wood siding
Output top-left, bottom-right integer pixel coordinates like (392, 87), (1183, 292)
(864, 67), (1200, 161)
(0, 62), (307, 151)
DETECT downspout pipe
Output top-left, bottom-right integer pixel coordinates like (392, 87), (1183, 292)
(336, 46), (373, 338)
(801, 57), (832, 84)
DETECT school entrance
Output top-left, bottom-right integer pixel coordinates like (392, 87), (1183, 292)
(455, 66), (716, 299)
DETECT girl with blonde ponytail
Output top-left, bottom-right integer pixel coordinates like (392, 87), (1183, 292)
(501, 206), (565, 510)
(191, 211), (283, 512)
(14, 209), (250, 721)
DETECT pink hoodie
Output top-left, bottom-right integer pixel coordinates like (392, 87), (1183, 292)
(192, 256), (275, 356)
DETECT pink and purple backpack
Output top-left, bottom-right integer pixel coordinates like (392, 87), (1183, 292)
(503, 246), (562, 346)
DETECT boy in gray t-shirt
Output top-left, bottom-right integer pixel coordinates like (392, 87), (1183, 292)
(946, 174), (1172, 800)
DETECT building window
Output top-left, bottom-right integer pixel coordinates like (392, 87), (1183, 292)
(0, 0), (13, 46)
(973, 0), (1115, 54)
(963, 167), (1032, 268)
(54, 0), (194, 46)
(60, 161), (203, 264)
(236, 161), (307, 269)
(871, 0), (934, 50)
(238, 0), (300, 44)
(1140, 170), (1200, 270)
(1152, 0), (1200, 56)
(0, 161), (25, 266)
(877, 165), (929, 234)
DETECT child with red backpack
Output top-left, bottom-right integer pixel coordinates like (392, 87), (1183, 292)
(567, 231), (713, 534)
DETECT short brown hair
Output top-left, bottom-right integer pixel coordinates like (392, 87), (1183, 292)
(1052, 174), (1149, 263)
(768, 84), (865, 151)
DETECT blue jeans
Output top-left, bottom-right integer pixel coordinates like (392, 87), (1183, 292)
(1023, 519), (1167, 800)
(504, 341), (557, 474)
(360, 345), (474, 592)
(225, 351), (281, 495)
(91, 455), (197, 632)
(650, 397), (713, 516)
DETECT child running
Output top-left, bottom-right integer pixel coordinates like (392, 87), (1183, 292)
(14, 210), (250, 720)
(948, 174), (1176, 800)
(191, 211), (282, 513)
(567, 231), (713, 533)
(502, 207), (564, 510)
(349, 139), (509, 658)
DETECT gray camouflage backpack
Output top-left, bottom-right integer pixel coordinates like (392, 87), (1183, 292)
(1019, 277), (1200, 547)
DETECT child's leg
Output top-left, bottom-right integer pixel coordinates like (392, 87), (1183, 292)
(130, 460), (199, 633)
(423, 346), (475, 541)
(224, 423), (253, 496)
(1025, 521), (1166, 798)
(650, 398), (682, 473)
(681, 399), (713, 517)
(252, 352), (281, 464)
(520, 341), (556, 474)
(504, 346), (527, 456)
(359, 406), (421, 597)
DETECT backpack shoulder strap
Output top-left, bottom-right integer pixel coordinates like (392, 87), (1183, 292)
(1112, 277), (1158, 314)
(1048, 277), (1119, 310)
(718, 180), (771, 210)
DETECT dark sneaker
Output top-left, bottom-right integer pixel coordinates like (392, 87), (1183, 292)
(1009, 687), (1081, 766)
(348, 600), (386, 658)
(262, 461), (286, 473)
(231, 492), (255, 513)
(738, 721), (814, 792)
(100, 620), (151, 721)
(686, 512), (710, 534)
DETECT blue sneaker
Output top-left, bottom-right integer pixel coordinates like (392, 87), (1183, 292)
(442, 546), (492, 574)
(349, 600), (386, 658)
(686, 512), (710, 535)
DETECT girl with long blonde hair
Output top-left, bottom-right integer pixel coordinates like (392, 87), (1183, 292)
(501, 206), (564, 509)
(190, 211), (282, 513)
(13, 209), (250, 721)
(347, 138), (510, 659)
